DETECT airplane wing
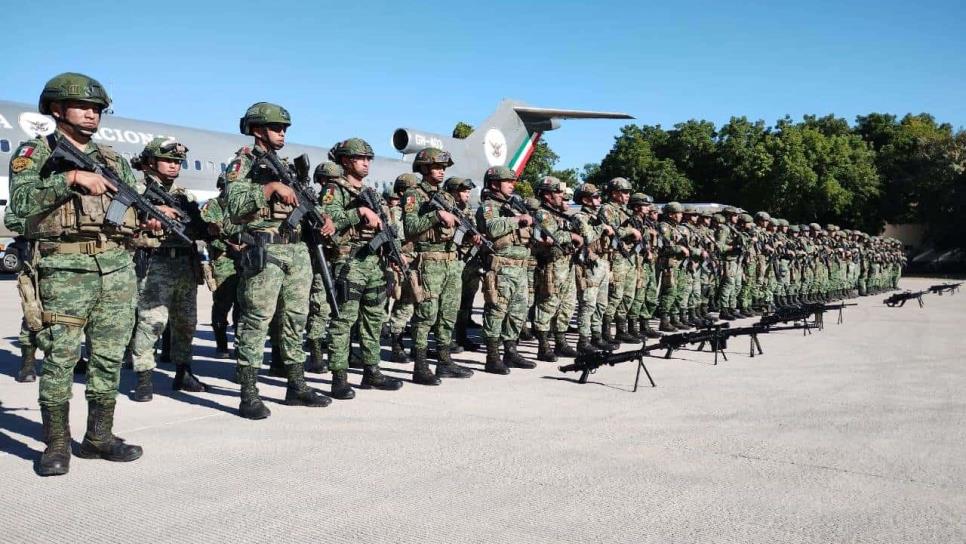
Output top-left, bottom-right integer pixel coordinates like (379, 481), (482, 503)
(512, 106), (634, 121)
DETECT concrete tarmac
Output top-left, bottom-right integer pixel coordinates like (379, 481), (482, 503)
(0, 276), (964, 543)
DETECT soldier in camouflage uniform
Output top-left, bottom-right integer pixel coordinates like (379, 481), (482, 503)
(714, 207), (743, 320)
(129, 137), (209, 401)
(402, 147), (476, 383)
(321, 138), (404, 398)
(386, 172), (420, 362)
(736, 213), (758, 316)
(225, 102), (331, 419)
(302, 160), (343, 373)
(10, 73), (149, 475)
(531, 176), (583, 362)
(476, 166), (537, 374)
(200, 174), (243, 359)
(4, 208), (40, 383)
(570, 184), (617, 353)
(655, 202), (690, 332)
(599, 177), (642, 345)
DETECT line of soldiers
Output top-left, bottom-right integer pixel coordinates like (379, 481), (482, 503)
(6, 72), (906, 477)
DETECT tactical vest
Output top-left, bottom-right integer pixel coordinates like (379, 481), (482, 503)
(486, 196), (532, 250)
(26, 143), (137, 240)
(412, 185), (455, 244)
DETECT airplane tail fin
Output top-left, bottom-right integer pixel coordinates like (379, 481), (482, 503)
(390, 99), (633, 178)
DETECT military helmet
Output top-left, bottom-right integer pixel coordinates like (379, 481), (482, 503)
(444, 176), (476, 191)
(393, 173), (421, 195)
(39, 72), (111, 115)
(329, 138), (375, 160)
(313, 161), (343, 184)
(411, 147), (453, 172)
(712, 213), (726, 224)
(809, 222), (821, 231)
(239, 102), (291, 135)
(755, 211), (771, 222)
(132, 137), (188, 170)
(723, 206), (739, 215)
(628, 192), (651, 208)
(826, 224), (838, 231)
(574, 183), (601, 202)
(664, 201), (684, 214)
(483, 166), (517, 185)
(523, 197), (542, 211)
(382, 187), (398, 201)
(789, 224), (800, 233)
(536, 176), (566, 194)
(606, 177), (633, 192)
(739, 213), (754, 224)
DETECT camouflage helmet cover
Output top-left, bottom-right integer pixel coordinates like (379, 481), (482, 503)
(712, 213), (726, 224)
(39, 72), (111, 115)
(329, 138), (375, 160)
(239, 102), (291, 135)
(628, 192), (651, 207)
(133, 137), (188, 170)
(393, 173), (421, 195)
(536, 176), (566, 194)
(723, 206), (739, 215)
(740, 213), (754, 223)
(809, 223), (822, 231)
(313, 161), (344, 184)
(483, 166), (517, 184)
(663, 201), (684, 213)
(574, 183), (601, 201)
(444, 176), (476, 191)
(606, 177), (633, 192)
(788, 224), (801, 233)
(411, 147), (454, 172)
(754, 211), (771, 222)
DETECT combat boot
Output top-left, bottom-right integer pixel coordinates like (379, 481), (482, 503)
(719, 309), (735, 321)
(132, 370), (153, 402)
(38, 403), (71, 477)
(360, 365), (404, 390)
(390, 333), (412, 363)
(349, 349), (366, 369)
(554, 332), (579, 357)
(449, 341), (464, 355)
(76, 399), (143, 462)
(74, 356), (88, 375)
(669, 313), (687, 330)
(504, 340), (536, 369)
(616, 318), (639, 343)
(641, 317), (661, 339)
(412, 348), (442, 386)
(454, 314), (480, 352)
(304, 338), (328, 374)
(602, 316), (618, 346)
(268, 344), (286, 377)
(519, 325), (534, 342)
(577, 335), (595, 355)
(592, 332), (618, 351)
(435, 345), (473, 379)
(173, 364), (209, 393)
(237, 365), (271, 419)
(626, 318), (642, 340)
(659, 315), (677, 333)
(213, 324), (231, 359)
(535, 330), (557, 362)
(122, 348), (133, 370)
(16, 346), (37, 383)
(484, 338), (509, 375)
(330, 369), (356, 400)
(284, 363), (332, 407)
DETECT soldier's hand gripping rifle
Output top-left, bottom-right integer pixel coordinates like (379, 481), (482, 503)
(504, 194), (565, 251)
(428, 192), (493, 258)
(142, 178), (209, 241)
(928, 282), (962, 295)
(883, 290), (928, 308)
(251, 148), (340, 318)
(39, 134), (192, 245)
(357, 187), (410, 277)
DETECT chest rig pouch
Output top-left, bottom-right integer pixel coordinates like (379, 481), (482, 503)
(26, 193), (138, 240)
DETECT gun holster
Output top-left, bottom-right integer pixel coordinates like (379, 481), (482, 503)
(134, 248), (152, 280)
(241, 244), (268, 276)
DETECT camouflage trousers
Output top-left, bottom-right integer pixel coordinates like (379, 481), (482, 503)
(387, 300), (414, 335)
(656, 261), (685, 317)
(236, 243), (311, 369)
(328, 252), (387, 371)
(412, 256), (464, 350)
(677, 265), (696, 312)
(605, 255), (636, 319)
(483, 263), (528, 342)
(456, 259), (483, 329)
(716, 259), (740, 310)
(211, 256), (239, 329)
(305, 271), (333, 341)
(575, 260), (609, 337)
(629, 260), (658, 319)
(35, 255), (137, 407)
(533, 258), (576, 333)
(131, 253), (198, 372)
(739, 259), (758, 309)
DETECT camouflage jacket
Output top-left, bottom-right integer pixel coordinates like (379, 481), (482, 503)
(402, 180), (458, 253)
(475, 192), (532, 260)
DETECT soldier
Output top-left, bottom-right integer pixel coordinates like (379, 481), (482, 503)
(201, 174), (244, 359)
(4, 209), (39, 383)
(10, 73), (151, 475)
(303, 160), (344, 372)
(225, 102), (332, 419)
(655, 202), (690, 331)
(385, 172), (420, 363)
(321, 138), (404, 398)
(599, 177), (642, 345)
(570, 183), (616, 352)
(402, 147), (476, 382)
(626, 195), (660, 338)
(129, 137), (209, 402)
(531, 176), (583, 362)
(475, 166), (536, 374)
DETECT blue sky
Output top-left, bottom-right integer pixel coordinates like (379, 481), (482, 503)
(4, 0), (963, 173)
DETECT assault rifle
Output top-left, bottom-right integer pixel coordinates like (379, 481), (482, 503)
(251, 148), (340, 319)
(928, 282), (962, 296)
(142, 179), (209, 241)
(428, 192), (493, 258)
(883, 290), (927, 308)
(39, 134), (192, 245)
(358, 187), (409, 277)
(504, 194), (564, 251)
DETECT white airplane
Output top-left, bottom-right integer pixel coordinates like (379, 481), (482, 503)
(0, 98), (632, 237)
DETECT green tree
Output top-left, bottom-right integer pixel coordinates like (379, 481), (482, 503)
(452, 121), (473, 139)
(595, 125), (693, 200)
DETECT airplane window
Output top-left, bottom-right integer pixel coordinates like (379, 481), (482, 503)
(194, 160), (202, 171)
(0, 140), (9, 153)
(220, 162), (227, 172)
(182, 160), (188, 169)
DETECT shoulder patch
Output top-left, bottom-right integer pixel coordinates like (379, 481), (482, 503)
(321, 185), (336, 204)
(17, 146), (35, 158)
(483, 205), (495, 220)
(404, 194), (417, 213)
(11, 157), (32, 173)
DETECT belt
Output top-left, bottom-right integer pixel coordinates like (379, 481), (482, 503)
(420, 251), (458, 261)
(38, 239), (123, 256)
(250, 230), (301, 245)
(490, 255), (528, 268)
